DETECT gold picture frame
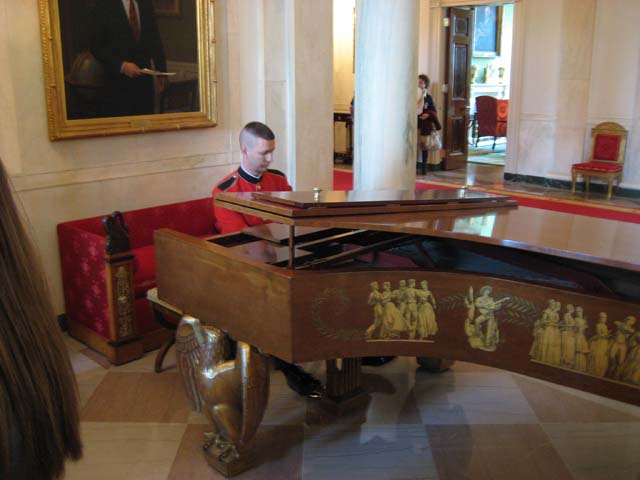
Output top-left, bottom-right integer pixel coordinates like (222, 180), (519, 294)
(473, 5), (502, 58)
(38, 0), (216, 141)
(154, 0), (181, 17)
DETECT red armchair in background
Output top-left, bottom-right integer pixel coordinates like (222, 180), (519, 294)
(572, 122), (628, 200)
(475, 95), (508, 149)
(57, 197), (215, 364)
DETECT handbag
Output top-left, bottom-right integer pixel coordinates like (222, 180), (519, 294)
(420, 130), (441, 151)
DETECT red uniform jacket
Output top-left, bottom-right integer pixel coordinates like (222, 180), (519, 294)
(212, 166), (292, 234)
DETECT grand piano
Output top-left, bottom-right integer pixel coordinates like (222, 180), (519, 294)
(153, 188), (640, 476)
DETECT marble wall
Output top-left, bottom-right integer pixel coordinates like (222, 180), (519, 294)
(0, 0), (333, 314)
(587, 0), (640, 185)
(508, 0), (640, 189)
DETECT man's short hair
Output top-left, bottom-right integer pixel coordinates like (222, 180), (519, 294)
(239, 122), (275, 148)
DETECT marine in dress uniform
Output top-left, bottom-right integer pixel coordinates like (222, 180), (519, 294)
(212, 166), (291, 234)
(210, 121), (323, 397)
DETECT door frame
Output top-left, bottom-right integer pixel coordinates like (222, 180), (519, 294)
(422, 0), (525, 173)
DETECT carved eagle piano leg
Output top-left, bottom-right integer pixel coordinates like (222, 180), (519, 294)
(175, 316), (270, 477)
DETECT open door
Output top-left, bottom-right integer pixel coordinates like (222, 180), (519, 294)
(443, 7), (473, 170)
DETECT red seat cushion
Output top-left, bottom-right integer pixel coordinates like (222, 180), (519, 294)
(132, 245), (156, 296)
(572, 161), (622, 173)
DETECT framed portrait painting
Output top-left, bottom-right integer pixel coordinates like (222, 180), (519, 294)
(473, 5), (502, 57)
(38, 0), (216, 140)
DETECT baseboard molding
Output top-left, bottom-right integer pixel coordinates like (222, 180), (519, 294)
(503, 173), (640, 199)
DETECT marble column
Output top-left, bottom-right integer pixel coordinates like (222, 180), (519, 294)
(282, 0), (334, 190)
(353, 0), (419, 191)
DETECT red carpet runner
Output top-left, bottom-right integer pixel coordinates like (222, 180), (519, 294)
(333, 169), (640, 224)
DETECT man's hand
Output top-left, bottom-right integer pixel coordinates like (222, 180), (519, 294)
(122, 62), (142, 78)
(419, 113), (431, 120)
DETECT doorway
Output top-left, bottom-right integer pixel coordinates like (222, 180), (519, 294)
(467, 3), (514, 167)
(425, 1), (520, 172)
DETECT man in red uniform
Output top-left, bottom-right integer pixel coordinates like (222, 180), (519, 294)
(213, 122), (291, 233)
(212, 121), (323, 397)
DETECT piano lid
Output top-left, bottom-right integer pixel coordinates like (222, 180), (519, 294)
(252, 189), (512, 208)
(215, 189), (518, 222)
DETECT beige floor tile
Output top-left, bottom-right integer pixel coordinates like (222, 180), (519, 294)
(63, 333), (90, 352)
(512, 373), (640, 419)
(426, 424), (573, 480)
(542, 423), (640, 480)
(513, 374), (640, 423)
(79, 347), (113, 370)
(63, 422), (186, 480)
(113, 348), (177, 373)
(262, 369), (308, 426)
(414, 371), (539, 424)
(303, 424), (437, 480)
(81, 372), (191, 423)
(68, 347), (104, 375)
(75, 367), (108, 408)
(361, 372), (421, 425)
(168, 424), (303, 479)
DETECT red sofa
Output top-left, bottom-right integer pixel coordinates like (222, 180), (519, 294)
(58, 197), (215, 364)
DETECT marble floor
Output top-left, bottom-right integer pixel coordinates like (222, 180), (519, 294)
(420, 163), (640, 210)
(65, 334), (640, 480)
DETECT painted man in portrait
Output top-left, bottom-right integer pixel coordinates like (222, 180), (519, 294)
(91, 0), (167, 116)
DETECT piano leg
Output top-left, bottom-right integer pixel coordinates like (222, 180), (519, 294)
(174, 316), (271, 477)
(311, 358), (371, 416)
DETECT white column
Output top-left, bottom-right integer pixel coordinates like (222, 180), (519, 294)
(353, 0), (419, 191)
(283, 0), (334, 190)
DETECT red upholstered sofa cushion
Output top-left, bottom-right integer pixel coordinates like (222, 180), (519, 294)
(58, 197), (215, 340)
(572, 161), (622, 173)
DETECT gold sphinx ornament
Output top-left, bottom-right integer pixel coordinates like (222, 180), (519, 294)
(175, 316), (270, 477)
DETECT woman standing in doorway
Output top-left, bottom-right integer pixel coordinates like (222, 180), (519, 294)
(418, 74), (442, 173)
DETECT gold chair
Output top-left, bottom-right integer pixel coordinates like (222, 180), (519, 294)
(571, 122), (627, 200)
